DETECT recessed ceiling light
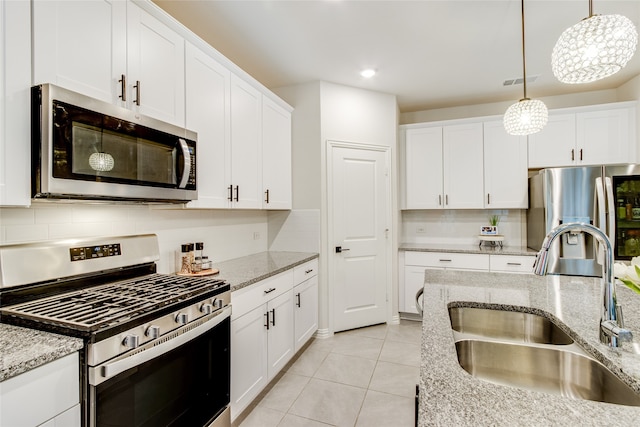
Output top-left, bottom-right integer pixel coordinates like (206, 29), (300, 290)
(360, 69), (376, 78)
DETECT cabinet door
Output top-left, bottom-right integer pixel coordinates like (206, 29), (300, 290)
(578, 107), (631, 165)
(230, 305), (269, 420)
(32, 0), (127, 104)
(402, 266), (428, 314)
(262, 96), (292, 209)
(1, 0), (31, 207)
(184, 43), (231, 209)
(528, 113), (576, 168)
(267, 290), (295, 379)
(294, 275), (318, 352)
(230, 75), (262, 209)
(443, 123), (484, 209)
(483, 120), (528, 209)
(404, 127), (443, 209)
(127, 3), (185, 127)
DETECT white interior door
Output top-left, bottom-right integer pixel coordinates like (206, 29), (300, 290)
(329, 142), (389, 332)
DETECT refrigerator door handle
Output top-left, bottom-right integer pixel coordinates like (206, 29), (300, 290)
(595, 177), (607, 265)
(604, 176), (616, 250)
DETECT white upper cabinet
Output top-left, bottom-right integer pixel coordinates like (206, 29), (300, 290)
(404, 127), (443, 209)
(230, 75), (262, 209)
(262, 96), (292, 209)
(1, 0), (31, 207)
(33, 0), (185, 127)
(184, 43), (231, 209)
(528, 103), (636, 168)
(483, 120), (528, 209)
(404, 123), (485, 210)
(442, 123), (484, 209)
(126, 2), (185, 127)
(33, 0), (127, 105)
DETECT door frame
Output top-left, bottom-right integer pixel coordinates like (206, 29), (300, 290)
(326, 140), (393, 334)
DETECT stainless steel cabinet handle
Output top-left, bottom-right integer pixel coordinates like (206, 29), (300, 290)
(265, 189), (270, 203)
(438, 195), (442, 206)
(571, 149), (575, 161)
(270, 308), (276, 326)
(264, 287), (276, 294)
(264, 312), (270, 330)
(227, 185), (233, 201)
(305, 269), (313, 274)
(133, 80), (141, 106)
(507, 262), (522, 266)
(234, 185), (239, 202)
(296, 292), (301, 308)
(579, 148), (583, 161)
(439, 259), (452, 262)
(445, 195), (449, 205)
(487, 193), (490, 205)
(118, 74), (126, 101)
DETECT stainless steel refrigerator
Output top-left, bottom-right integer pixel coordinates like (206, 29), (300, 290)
(528, 164), (640, 277)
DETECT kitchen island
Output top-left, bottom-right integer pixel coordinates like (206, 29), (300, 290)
(419, 269), (640, 426)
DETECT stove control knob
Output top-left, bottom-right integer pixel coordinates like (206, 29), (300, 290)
(145, 325), (161, 339)
(200, 303), (213, 315)
(175, 313), (189, 325)
(212, 298), (223, 309)
(122, 335), (139, 349)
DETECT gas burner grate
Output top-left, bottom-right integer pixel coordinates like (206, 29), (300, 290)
(1, 273), (225, 330)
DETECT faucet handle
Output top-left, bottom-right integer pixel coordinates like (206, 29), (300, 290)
(615, 304), (626, 328)
(601, 320), (634, 343)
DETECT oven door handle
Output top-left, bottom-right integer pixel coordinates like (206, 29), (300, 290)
(90, 305), (231, 386)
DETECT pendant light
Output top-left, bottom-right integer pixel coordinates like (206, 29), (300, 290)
(504, 0), (548, 136)
(552, 0), (638, 84)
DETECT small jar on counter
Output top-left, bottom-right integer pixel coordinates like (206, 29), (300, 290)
(179, 244), (191, 274)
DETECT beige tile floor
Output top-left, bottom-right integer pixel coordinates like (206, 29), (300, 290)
(238, 320), (422, 427)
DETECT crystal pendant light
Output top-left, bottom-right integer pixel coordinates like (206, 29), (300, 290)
(504, 0), (548, 136)
(552, 0), (638, 84)
(89, 152), (115, 172)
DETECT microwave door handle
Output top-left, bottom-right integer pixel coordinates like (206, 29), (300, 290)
(177, 138), (191, 189)
(604, 176), (616, 250)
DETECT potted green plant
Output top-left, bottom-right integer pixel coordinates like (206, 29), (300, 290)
(481, 215), (500, 235)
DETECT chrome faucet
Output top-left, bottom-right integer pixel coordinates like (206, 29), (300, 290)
(533, 222), (633, 347)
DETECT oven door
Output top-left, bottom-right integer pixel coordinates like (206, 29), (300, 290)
(88, 306), (231, 427)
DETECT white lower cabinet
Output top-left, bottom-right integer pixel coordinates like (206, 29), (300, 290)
(294, 274), (319, 353)
(230, 270), (295, 420)
(0, 352), (80, 427)
(399, 251), (535, 314)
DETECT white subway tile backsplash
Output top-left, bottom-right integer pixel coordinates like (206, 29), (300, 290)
(5, 224), (48, 243)
(0, 207), (35, 225)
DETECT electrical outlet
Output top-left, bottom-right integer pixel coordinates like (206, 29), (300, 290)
(253, 232), (260, 240)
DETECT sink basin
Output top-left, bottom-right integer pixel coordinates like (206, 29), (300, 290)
(455, 339), (640, 407)
(449, 307), (573, 345)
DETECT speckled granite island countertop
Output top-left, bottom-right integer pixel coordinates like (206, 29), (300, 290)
(419, 270), (640, 426)
(214, 251), (319, 292)
(0, 323), (83, 382)
(401, 242), (538, 256)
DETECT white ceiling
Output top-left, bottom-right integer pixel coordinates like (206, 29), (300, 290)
(152, 0), (640, 113)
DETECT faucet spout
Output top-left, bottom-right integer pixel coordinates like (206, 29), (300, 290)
(532, 222), (633, 347)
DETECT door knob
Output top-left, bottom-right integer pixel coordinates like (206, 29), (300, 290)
(335, 246), (350, 253)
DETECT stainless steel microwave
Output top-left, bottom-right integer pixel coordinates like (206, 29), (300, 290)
(31, 84), (197, 203)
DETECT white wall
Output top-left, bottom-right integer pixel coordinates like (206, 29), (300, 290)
(0, 203), (270, 274)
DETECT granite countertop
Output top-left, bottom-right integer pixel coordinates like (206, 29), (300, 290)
(401, 242), (538, 256)
(0, 323), (83, 382)
(1, 250), (318, 382)
(419, 270), (640, 426)
(215, 251), (319, 292)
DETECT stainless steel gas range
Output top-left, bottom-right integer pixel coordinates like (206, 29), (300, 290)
(0, 234), (231, 427)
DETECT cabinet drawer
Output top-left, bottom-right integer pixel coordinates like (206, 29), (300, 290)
(232, 269), (294, 319)
(490, 255), (535, 273)
(404, 251), (489, 270)
(293, 259), (318, 285)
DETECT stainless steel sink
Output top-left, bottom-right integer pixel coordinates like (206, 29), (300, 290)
(449, 306), (574, 345)
(454, 339), (640, 407)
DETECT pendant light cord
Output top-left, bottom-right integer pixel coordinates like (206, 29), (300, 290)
(520, 0), (528, 100)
